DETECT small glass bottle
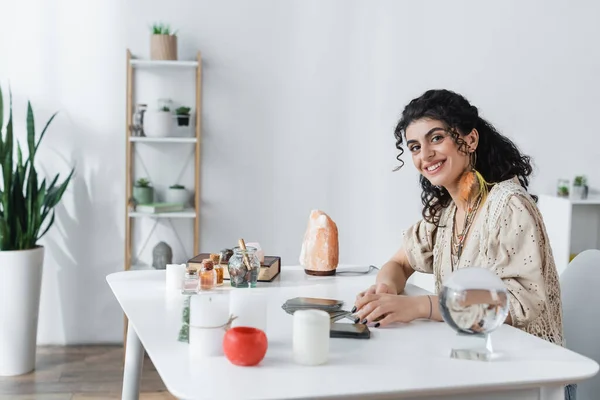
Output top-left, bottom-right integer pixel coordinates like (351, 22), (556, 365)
(182, 268), (199, 294)
(210, 253), (224, 287)
(200, 259), (216, 291)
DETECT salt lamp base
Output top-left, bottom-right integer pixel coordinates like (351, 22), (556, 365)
(304, 269), (336, 276)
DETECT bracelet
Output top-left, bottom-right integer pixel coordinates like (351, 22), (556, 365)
(427, 295), (432, 319)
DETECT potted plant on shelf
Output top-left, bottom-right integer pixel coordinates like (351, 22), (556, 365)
(150, 22), (178, 61)
(0, 86), (74, 376)
(572, 175), (589, 200)
(175, 106), (191, 127)
(133, 178), (154, 205)
(557, 179), (570, 198)
(165, 183), (190, 206)
(143, 104), (172, 138)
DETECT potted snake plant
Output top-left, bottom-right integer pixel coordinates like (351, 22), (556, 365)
(0, 85), (74, 376)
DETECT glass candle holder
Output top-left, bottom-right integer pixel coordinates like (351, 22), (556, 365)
(227, 246), (260, 288)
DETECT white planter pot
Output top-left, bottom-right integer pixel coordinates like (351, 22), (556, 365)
(571, 186), (585, 200)
(144, 110), (172, 137)
(165, 188), (190, 206)
(0, 246), (44, 376)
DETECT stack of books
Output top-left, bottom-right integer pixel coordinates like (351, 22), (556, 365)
(135, 203), (184, 213)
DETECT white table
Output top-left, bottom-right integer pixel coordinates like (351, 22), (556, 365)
(106, 266), (598, 400)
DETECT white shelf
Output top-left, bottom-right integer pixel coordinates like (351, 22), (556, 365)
(570, 197), (600, 205)
(130, 59), (198, 68)
(129, 136), (197, 144)
(129, 208), (197, 219)
(547, 194), (600, 205)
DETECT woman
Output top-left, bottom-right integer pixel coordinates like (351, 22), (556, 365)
(353, 89), (573, 396)
(354, 88), (562, 335)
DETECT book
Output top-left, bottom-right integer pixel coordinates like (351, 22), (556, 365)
(188, 253), (281, 282)
(135, 202), (185, 213)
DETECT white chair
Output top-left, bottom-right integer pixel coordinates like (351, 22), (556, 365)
(560, 249), (600, 399)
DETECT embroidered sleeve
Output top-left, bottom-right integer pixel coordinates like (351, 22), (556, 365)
(403, 219), (437, 274)
(487, 194), (547, 328)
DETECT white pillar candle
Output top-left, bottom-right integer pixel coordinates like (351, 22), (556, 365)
(293, 309), (330, 366)
(189, 293), (230, 357)
(229, 290), (267, 332)
(166, 263), (187, 292)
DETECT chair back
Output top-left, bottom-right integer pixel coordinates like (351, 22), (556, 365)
(560, 249), (600, 399)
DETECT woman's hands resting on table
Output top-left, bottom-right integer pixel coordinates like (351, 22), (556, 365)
(353, 248), (436, 327)
(354, 288), (430, 327)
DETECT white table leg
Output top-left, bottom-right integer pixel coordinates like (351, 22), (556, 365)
(540, 385), (565, 400)
(122, 321), (144, 400)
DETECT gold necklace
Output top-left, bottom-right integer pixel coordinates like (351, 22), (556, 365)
(451, 194), (482, 269)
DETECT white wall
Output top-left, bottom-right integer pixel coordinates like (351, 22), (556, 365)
(1, 0), (599, 344)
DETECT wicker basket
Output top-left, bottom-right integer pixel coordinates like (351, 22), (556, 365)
(150, 34), (177, 60)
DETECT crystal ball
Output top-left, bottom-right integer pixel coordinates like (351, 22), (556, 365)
(439, 267), (510, 335)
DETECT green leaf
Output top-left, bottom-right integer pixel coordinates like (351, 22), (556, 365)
(37, 210), (55, 240)
(45, 169), (74, 210)
(0, 217), (8, 250)
(3, 90), (13, 214)
(34, 112), (57, 154)
(26, 158), (38, 244)
(26, 101), (35, 161)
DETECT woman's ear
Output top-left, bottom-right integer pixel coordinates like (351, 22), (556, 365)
(466, 129), (479, 152)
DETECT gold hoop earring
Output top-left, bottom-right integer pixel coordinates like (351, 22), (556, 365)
(470, 151), (477, 170)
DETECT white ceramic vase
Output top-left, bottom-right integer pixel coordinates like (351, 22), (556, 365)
(144, 110), (172, 137)
(571, 186), (585, 200)
(0, 246), (45, 376)
(165, 187), (190, 206)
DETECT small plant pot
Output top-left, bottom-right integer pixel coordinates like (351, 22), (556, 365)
(176, 114), (190, 126)
(571, 185), (588, 200)
(144, 110), (172, 137)
(133, 186), (154, 205)
(150, 34), (177, 61)
(165, 187), (190, 206)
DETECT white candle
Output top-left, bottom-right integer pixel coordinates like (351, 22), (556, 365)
(293, 309), (329, 366)
(165, 263), (187, 292)
(189, 293), (230, 357)
(229, 290), (267, 332)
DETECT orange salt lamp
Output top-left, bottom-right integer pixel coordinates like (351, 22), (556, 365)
(299, 210), (339, 276)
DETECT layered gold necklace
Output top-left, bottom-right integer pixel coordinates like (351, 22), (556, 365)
(450, 193), (482, 269)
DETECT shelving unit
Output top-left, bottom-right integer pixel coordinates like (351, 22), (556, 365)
(123, 48), (203, 346)
(538, 194), (600, 275)
(124, 48), (202, 274)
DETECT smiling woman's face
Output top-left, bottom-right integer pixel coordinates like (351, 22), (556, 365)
(405, 118), (474, 189)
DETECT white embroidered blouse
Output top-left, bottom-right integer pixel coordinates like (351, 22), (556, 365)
(403, 177), (564, 346)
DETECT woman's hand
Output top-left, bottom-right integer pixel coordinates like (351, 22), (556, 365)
(355, 282), (397, 301)
(352, 282), (397, 313)
(354, 294), (427, 327)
